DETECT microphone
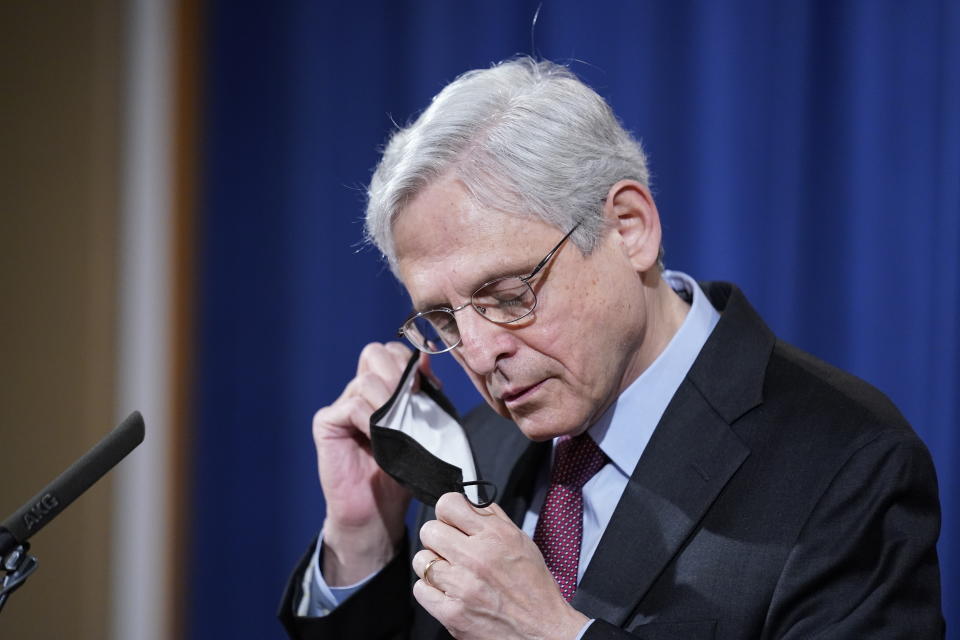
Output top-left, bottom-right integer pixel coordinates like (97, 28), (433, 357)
(0, 411), (145, 557)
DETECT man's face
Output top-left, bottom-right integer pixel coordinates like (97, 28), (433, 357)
(393, 176), (653, 441)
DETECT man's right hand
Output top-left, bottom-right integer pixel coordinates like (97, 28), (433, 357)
(312, 341), (429, 586)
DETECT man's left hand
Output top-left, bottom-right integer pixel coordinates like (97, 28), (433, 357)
(413, 492), (590, 640)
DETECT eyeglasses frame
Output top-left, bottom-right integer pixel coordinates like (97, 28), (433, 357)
(397, 220), (583, 354)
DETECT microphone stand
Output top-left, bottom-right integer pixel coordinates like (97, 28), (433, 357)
(0, 541), (38, 614)
(0, 411), (143, 615)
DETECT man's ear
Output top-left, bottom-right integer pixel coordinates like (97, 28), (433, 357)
(603, 180), (662, 272)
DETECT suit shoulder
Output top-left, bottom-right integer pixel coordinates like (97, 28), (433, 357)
(758, 339), (920, 448)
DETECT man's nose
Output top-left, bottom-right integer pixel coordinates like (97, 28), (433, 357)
(455, 308), (516, 375)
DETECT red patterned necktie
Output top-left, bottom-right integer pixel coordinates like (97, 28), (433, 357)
(533, 433), (608, 602)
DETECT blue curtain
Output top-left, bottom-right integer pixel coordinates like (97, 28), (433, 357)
(190, 2), (959, 638)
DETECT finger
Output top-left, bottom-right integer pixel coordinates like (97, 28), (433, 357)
(482, 500), (515, 525)
(412, 578), (448, 614)
(313, 396), (366, 437)
(412, 550), (449, 590)
(314, 394), (377, 441)
(384, 340), (414, 368)
(434, 492), (502, 536)
(356, 342), (408, 381)
(344, 371), (395, 411)
(376, 340), (414, 379)
(411, 549), (440, 577)
(419, 518), (470, 565)
(413, 580), (467, 635)
(346, 395), (380, 439)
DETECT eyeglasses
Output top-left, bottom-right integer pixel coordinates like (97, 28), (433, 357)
(398, 221), (581, 354)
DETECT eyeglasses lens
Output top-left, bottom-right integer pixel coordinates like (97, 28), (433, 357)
(472, 277), (536, 323)
(408, 310), (459, 354)
(402, 278), (536, 354)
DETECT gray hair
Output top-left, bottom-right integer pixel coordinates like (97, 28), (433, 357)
(364, 57), (652, 273)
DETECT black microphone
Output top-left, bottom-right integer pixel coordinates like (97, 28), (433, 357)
(0, 411), (145, 557)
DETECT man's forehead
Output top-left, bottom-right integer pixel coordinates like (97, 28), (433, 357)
(395, 230), (538, 310)
(392, 183), (560, 308)
(394, 179), (510, 245)
(395, 179), (555, 256)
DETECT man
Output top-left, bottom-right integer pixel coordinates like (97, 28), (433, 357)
(279, 58), (944, 639)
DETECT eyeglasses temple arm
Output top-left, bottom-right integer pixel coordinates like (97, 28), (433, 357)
(521, 221), (581, 283)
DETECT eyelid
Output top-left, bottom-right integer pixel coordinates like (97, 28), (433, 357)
(412, 273), (524, 313)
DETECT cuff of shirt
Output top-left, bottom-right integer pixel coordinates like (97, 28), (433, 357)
(574, 619), (595, 639)
(296, 531), (380, 617)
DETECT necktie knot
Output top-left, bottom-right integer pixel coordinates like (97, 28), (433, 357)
(550, 433), (607, 490)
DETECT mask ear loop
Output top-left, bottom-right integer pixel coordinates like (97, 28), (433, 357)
(460, 480), (498, 508)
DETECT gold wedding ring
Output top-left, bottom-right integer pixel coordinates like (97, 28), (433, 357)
(423, 556), (443, 589)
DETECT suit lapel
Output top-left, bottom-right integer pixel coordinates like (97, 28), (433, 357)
(573, 381), (750, 624)
(572, 282), (773, 626)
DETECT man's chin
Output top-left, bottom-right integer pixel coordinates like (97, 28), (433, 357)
(510, 412), (582, 442)
(484, 393), (584, 441)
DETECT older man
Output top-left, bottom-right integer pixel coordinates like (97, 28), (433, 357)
(279, 58), (943, 639)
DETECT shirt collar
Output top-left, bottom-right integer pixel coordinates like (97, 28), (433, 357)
(587, 270), (721, 476)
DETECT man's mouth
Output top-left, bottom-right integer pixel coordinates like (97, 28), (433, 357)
(500, 379), (547, 405)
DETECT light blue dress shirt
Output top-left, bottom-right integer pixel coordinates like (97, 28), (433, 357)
(301, 271), (721, 633)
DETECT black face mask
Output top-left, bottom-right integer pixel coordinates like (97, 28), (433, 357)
(370, 353), (496, 508)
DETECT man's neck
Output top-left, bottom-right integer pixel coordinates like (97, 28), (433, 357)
(617, 272), (691, 397)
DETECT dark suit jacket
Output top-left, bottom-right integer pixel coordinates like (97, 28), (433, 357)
(279, 282), (944, 639)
